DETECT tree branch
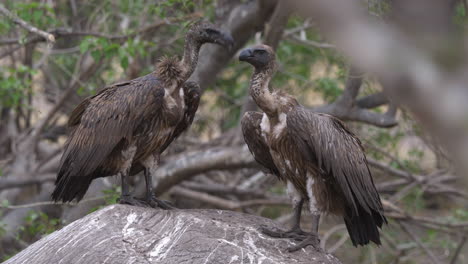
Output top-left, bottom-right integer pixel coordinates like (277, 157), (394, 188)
(286, 34), (335, 49)
(0, 13), (200, 46)
(181, 181), (266, 198)
(31, 61), (100, 141)
(450, 235), (467, 264)
(314, 67), (398, 127)
(0, 174), (55, 191)
(170, 186), (289, 210)
(0, 196), (106, 209)
(152, 146), (258, 194)
(397, 221), (442, 264)
(0, 3), (55, 43)
(263, 0), (292, 50)
(356, 92), (389, 109)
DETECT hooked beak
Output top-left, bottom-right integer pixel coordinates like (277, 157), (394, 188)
(208, 28), (234, 50)
(238, 48), (253, 62)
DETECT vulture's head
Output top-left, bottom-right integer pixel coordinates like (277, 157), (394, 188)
(238, 45), (276, 70)
(187, 21), (234, 49)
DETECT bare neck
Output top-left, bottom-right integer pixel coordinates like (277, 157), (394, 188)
(250, 68), (277, 117)
(180, 37), (201, 80)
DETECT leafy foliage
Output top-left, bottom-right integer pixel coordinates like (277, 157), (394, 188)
(1, 1), (58, 38)
(0, 65), (36, 108)
(19, 211), (61, 239)
(314, 77), (341, 103)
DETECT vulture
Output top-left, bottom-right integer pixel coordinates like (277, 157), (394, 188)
(51, 22), (234, 209)
(239, 44), (386, 251)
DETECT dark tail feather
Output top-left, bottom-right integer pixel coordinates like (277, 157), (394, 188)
(344, 205), (387, 247)
(51, 171), (93, 203)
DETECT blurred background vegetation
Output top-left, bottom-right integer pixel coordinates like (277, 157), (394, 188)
(0, 0), (467, 263)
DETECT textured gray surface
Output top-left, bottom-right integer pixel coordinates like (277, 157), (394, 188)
(5, 204), (342, 264)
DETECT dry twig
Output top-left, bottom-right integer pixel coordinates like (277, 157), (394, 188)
(0, 196), (107, 209)
(170, 186), (289, 210)
(0, 3), (55, 43)
(450, 236), (467, 264)
(397, 221), (442, 264)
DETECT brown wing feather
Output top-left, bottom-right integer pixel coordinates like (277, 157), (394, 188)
(59, 74), (164, 179)
(159, 81), (201, 153)
(68, 98), (91, 127)
(287, 107), (386, 246)
(67, 80), (132, 127)
(286, 107), (383, 215)
(241, 111), (281, 179)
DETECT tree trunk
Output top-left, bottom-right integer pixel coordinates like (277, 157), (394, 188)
(5, 204), (342, 264)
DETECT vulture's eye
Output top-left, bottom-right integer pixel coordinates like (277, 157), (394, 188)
(204, 29), (218, 35)
(254, 49), (267, 55)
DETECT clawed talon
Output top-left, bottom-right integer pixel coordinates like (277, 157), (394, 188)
(150, 197), (175, 210)
(118, 195), (148, 207)
(138, 195), (175, 210)
(287, 234), (322, 252)
(119, 194), (175, 210)
(260, 225), (323, 252)
(260, 225), (309, 241)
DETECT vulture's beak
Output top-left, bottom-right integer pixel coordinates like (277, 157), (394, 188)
(209, 28), (234, 51)
(238, 48), (253, 62)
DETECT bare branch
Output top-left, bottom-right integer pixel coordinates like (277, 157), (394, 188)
(450, 236), (467, 264)
(283, 20), (313, 36)
(320, 224), (346, 250)
(367, 157), (412, 179)
(170, 186), (289, 210)
(397, 221), (442, 264)
(327, 233), (349, 254)
(152, 146), (258, 194)
(337, 67), (364, 104)
(0, 174), (55, 191)
(356, 92), (389, 109)
(31, 60), (100, 142)
(263, 0), (292, 50)
(383, 199), (468, 230)
(0, 44), (22, 59)
(0, 196), (106, 209)
(0, 13), (200, 46)
(286, 34), (335, 49)
(314, 67), (398, 127)
(369, 157), (467, 199)
(0, 3), (55, 43)
(181, 181), (266, 198)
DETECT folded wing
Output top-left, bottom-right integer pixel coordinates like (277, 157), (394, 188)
(58, 74), (165, 183)
(241, 111), (281, 179)
(287, 107), (386, 245)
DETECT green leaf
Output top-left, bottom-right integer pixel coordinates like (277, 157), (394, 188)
(79, 38), (93, 53)
(315, 77), (341, 102)
(120, 56), (129, 70)
(91, 50), (102, 61)
(32, 10), (42, 23)
(103, 43), (120, 58)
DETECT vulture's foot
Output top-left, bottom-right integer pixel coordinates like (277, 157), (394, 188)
(118, 195), (148, 208)
(144, 195), (175, 210)
(260, 225), (308, 241)
(287, 233), (322, 252)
